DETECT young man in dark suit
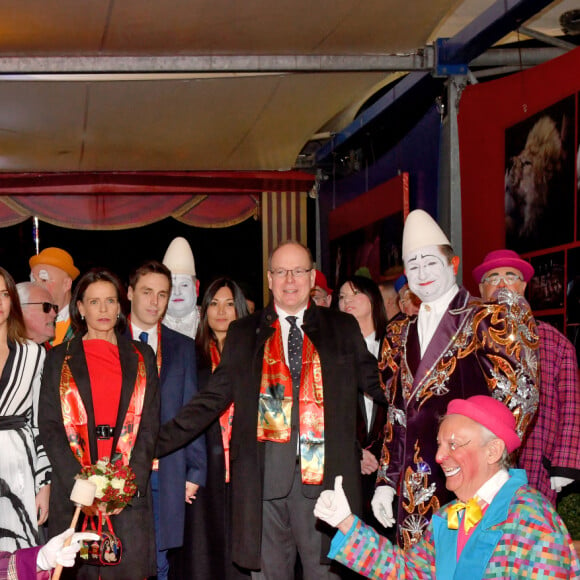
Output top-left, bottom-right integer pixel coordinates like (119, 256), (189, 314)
(128, 261), (206, 580)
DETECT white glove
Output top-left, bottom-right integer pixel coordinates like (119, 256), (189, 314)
(550, 476), (575, 493)
(371, 486), (396, 528)
(37, 528), (100, 570)
(314, 475), (352, 528)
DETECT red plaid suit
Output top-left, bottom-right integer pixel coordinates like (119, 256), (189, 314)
(518, 320), (580, 504)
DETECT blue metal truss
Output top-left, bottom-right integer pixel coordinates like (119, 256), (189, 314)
(315, 0), (555, 167)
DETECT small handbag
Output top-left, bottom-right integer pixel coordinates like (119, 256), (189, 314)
(79, 513), (122, 566)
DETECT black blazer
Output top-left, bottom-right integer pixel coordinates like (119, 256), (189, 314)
(157, 302), (386, 570)
(39, 332), (160, 579)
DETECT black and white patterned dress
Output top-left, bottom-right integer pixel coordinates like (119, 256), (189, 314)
(0, 340), (49, 551)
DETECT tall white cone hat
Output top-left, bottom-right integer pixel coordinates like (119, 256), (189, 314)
(162, 237), (196, 276)
(402, 209), (451, 261)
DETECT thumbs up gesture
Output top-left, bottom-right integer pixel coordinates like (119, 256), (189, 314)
(314, 475), (352, 528)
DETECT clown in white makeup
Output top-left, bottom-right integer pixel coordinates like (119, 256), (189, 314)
(405, 241), (460, 357)
(404, 245), (457, 304)
(168, 274), (197, 318)
(370, 209), (539, 550)
(162, 237), (201, 339)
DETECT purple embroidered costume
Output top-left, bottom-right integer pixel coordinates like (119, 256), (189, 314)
(377, 288), (539, 548)
(0, 546), (49, 580)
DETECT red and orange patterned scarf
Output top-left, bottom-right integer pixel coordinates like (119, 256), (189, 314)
(257, 318), (325, 484)
(210, 340), (235, 483)
(60, 342), (148, 468)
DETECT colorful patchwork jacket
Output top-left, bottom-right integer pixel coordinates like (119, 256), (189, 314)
(329, 469), (580, 579)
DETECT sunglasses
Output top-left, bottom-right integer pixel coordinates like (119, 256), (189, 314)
(24, 302), (59, 314)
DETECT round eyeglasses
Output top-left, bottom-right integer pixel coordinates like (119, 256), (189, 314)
(482, 274), (522, 286)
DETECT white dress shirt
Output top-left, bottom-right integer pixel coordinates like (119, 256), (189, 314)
(417, 284), (459, 356)
(363, 333), (380, 431)
(131, 323), (159, 354)
(275, 306), (306, 367)
(57, 304), (70, 323)
(475, 468), (510, 506)
(275, 306), (306, 453)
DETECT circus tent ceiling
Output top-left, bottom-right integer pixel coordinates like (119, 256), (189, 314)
(0, 0), (575, 227)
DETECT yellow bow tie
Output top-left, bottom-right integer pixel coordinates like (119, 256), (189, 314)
(447, 498), (483, 533)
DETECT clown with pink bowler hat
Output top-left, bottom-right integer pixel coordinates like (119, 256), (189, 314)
(314, 395), (580, 579)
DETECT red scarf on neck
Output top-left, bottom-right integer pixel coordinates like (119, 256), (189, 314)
(210, 339), (235, 483)
(257, 318), (325, 485)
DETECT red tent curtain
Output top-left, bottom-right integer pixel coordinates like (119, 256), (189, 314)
(0, 170), (314, 230)
(0, 193), (259, 230)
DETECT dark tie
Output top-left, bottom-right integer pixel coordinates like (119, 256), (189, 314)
(286, 316), (303, 387)
(138, 331), (149, 344)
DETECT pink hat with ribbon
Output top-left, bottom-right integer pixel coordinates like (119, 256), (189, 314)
(446, 395), (521, 453)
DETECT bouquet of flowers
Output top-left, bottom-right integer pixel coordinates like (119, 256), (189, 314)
(76, 457), (138, 513)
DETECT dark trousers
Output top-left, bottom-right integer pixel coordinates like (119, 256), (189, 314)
(151, 471), (169, 580)
(251, 464), (342, 580)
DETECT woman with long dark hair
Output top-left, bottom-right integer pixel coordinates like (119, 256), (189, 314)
(0, 266), (50, 552)
(171, 276), (249, 580)
(196, 277), (249, 368)
(338, 275), (390, 536)
(39, 268), (160, 579)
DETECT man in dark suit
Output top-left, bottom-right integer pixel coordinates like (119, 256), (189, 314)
(127, 261), (206, 580)
(157, 241), (386, 579)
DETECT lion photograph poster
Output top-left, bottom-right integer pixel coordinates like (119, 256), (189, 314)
(504, 95), (575, 253)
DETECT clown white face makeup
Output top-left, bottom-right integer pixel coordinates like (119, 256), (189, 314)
(167, 273), (197, 318)
(404, 245), (456, 303)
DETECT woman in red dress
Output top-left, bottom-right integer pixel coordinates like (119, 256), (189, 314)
(39, 269), (160, 580)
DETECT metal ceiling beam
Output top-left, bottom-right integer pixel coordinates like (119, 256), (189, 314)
(519, 26), (578, 50)
(436, 0), (556, 67)
(0, 53), (436, 75)
(471, 46), (567, 67)
(0, 46), (565, 80)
